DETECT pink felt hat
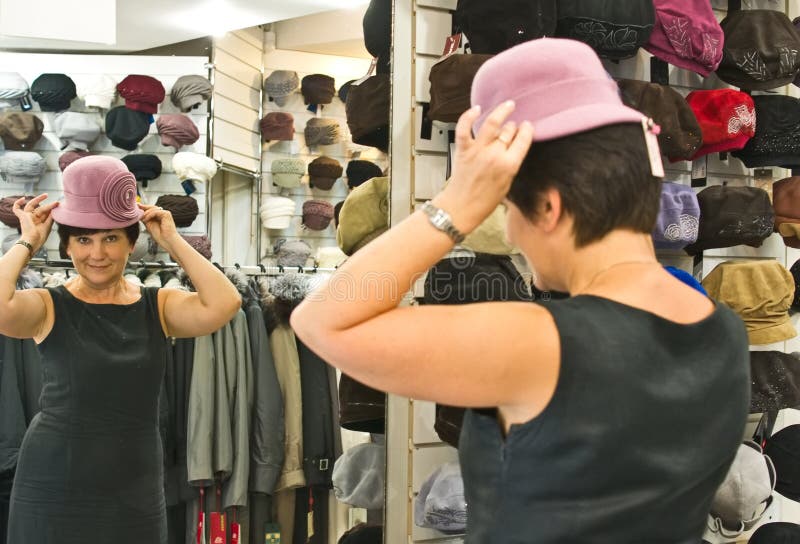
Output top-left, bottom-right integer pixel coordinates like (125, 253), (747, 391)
(470, 38), (645, 142)
(644, 0), (724, 77)
(52, 155), (143, 229)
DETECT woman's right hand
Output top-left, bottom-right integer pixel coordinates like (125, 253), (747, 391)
(13, 194), (58, 251)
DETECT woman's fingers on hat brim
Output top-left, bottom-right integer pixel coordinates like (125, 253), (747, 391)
(506, 121), (534, 163)
(475, 100), (515, 145)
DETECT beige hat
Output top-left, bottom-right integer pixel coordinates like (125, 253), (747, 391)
(337, 176), (389, 256)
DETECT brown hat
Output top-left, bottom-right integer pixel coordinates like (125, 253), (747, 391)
(260, 112), (294, 142)
(428, 54), (493, 123)
(155, 194), (199, 228)
(684, 185), (775, 255)
(58, 150), (91, 172)
(301, 74), (336, 105)
(717, 10), (800, 91)
(0, 195), (34, 229)
(0, 112), (44, 151)
(617, 79), (702, 160)
(772, 177), (800, 248)
(345, 74), (390, 152)
(702, 260), (796, 345)
(302, 199), (335, 230)
(308, 156), (342, 190)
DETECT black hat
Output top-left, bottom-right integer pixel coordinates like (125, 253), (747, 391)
(765, 425), (800, 503)
(30, 73), (77, 112)
(346, 160), (383, 189)
(684, 185), (774, 255)
(345, 75), (390, 152)
(334, 200), (344, 227)
(121, 154), (162, 185)
(338, 79), (356, 104)
(717, 10), (800, 91)
(363, 0), (392, 74)
(338, 374), (385, 433)
(732, 95), (800, 168)
(749, 522), (800, 544)
(455, 0), (557, 54)
(105, 106), (150, 151)
(338, 523), (383, 544)
(791, 258), (800, 309)
(555, 0), (656, 60)
(749, 351), (800, 414)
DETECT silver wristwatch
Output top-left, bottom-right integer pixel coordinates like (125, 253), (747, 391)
(421, 201), (465, 244)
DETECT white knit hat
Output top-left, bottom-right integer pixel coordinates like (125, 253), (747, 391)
(79, 74), (118, 110)
(315, 246), (346, 268)
(0, 73), (30, 109)
(260, 196), (296, 229)
(172, 152), (218, 183)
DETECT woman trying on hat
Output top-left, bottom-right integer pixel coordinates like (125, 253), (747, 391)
(292, 39), (750, 543)
(1, 155), (241, 543)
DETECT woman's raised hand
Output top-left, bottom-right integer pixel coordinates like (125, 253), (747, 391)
(13, 194), (58, 251)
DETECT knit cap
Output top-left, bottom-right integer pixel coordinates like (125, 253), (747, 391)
(170, 75), (212, 112)
(274, 238), (312, 268)
(79, 74), (118, 110)
(308, 156), (342, 190)
(30, 73), (76, 112)
(260, 196), (295, 229)
(0, 73), (30, 109)
(0, 151), (46, 186)
(346, 160), (382, 189)
(155, 194), (199, 227)
(0, 112), (43, 151)
(260, 112), (294, 142)
(302, 199), (335, 230)
(157, 114), (200, 150)
(271, 158), (305, 188)
(53, 112), (101, 151)
(304, 117), (341, 146)
(264, 70), (299, 108)
(172, 152), (218, 183)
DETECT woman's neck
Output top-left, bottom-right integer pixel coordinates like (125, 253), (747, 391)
(70, 275), (132, 303)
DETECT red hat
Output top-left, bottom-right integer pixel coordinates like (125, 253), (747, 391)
(116, 75), (166, 114)
(683, 89), (755, 161)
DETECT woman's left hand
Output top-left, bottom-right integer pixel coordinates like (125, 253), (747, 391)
(139, 203), (180, 251)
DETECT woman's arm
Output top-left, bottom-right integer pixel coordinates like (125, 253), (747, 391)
(0, 195), (57, 339)
(291, 103), (556, 408)
(140, 205), (241, 338)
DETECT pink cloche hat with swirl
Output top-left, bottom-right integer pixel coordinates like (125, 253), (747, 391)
(51, 155), (143, 229)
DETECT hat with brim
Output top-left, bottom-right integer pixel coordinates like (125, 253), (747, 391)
(471, 38), (645, 142)
(51, 155), (143, 229)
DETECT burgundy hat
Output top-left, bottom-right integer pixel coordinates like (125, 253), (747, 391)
(471, 38), (644, 141)
(260, 112), (295, 142)
(156, 114), (200, 150)
(302, 199), (335, 230)
(58, 150), (92, 172)
(116, 75), (166, 114)
(0, 195), (34, 229)
(644, 0), (724, 76)
(51, 155), (143, 229)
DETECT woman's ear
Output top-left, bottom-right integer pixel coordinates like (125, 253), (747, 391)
(538, 188), (562, 233)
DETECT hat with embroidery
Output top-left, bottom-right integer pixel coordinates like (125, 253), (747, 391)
(264, 70), (299, 108)
(271, 158), (305, 188)
(702, 260), (795, 345)
(684, 90), (755, 161)
(0, 73), (30, 110)
(554, 0), (656, 60)
(260, 196), (296, 230)
(732, 95), (800, 168)
(53, 111), (101, 151)
(308, 156), (342, 190)
(0, 112), (43, 151)
(717, 10), (800, 90)
(170, 75), (212, 112)
(0, 151), (46, 185)
(644, 0), (724, 76)
(652, 182), (700, 249)
(684, 186), (774, 255)
(79, 74), (118, 110)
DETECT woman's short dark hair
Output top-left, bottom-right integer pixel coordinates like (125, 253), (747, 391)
(57, 223), (140, 258)
(507, 123), (661, 248)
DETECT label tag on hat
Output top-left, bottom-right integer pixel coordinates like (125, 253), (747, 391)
(182, 179), (197, 195)
(19, 95), (32, 112)
(433, 33), (465, 66)
(641, 118), (664, 178)
(353, 58), (378, 87)
(264, 523), (281, 543)
(691, 156), (707, 187)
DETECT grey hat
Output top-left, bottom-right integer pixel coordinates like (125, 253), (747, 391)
(709, 440), (776, 537)
(170, 75), (213, 112)
(414, 462), (467, 534)
(264, 70), (299, 108)
(0, 72), (30, 109)
(332, 442), (385, 510)
(0, 151), (46, 185)
(304, 117), (341, 146)
(274, 238), (312, 268)
(271, 158), (306, 188)
(53, 112), (101, 151)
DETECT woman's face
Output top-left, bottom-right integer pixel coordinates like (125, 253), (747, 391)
(66, 229), (132, 287)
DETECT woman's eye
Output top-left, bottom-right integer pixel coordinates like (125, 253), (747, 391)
(77, 237), (90, 244)
(105, 235), (118, 243)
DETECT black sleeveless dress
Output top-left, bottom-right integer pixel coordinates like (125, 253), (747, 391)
(459, 295), (751, 544)
(7, 285), (168, 543)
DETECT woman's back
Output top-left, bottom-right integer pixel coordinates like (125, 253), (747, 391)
(460, 294), (750, 544)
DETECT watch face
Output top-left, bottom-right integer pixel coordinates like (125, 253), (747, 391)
(431, 210), (448, 228)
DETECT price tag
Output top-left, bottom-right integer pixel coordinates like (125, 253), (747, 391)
(641, 118), (664, 178)
(691, 156), (707, 188)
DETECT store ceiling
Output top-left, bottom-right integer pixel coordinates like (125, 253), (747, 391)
(0, 0), (369, 53)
